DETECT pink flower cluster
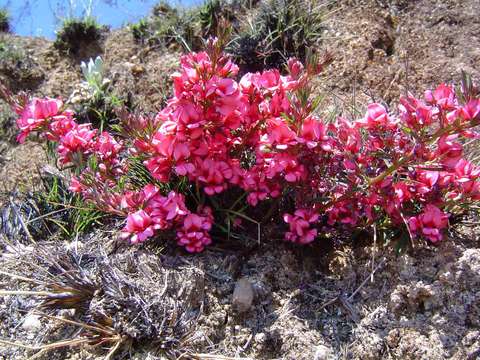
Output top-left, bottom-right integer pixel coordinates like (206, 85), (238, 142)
(283, 209), (319, 244)
(16, 97), (63, 143)
(13, 40), (480, 250)
(14, 97), (101, 165)
(177, 206), (214, 252)
(119, 185), (214, 252)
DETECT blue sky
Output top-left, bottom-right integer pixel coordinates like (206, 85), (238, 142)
(0, 0), (200, 39)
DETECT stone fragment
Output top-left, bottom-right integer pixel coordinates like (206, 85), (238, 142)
(232, 277), (254, 313)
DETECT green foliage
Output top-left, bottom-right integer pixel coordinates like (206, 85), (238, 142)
(228, 0), (325, 71)
(80, 56), (104, 91)
(0, 37), (44, 92)
(70, 56), (128, 131)
(131, 18), (150, 42)
(0, 171), (105, 242)
(0, 38), (25, 64)
(74, 91), (123, 132)
(199, 0), (222, 37)
(54, 16), (106, 55)
(0, 100), (16, 144)
(36, 173), (106, 238)
(129, 0), (252, 51)
(130, 2), (202, 51)
(0, 8), (9, 33)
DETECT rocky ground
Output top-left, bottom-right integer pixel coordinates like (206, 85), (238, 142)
(0, 0), (479, 359)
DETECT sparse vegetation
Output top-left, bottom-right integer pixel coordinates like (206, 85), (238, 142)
(199, 0), (224, 37)
(228, 0), (325, 71)
(129, 2), (201, 51)
(0, 37), (44, 91)
(69, 56), (129, 131)
(129, 0), (242, 51)
(130, 18), (149, 43)
(54, 16), (107, 55)
(0, 171), (106, 241)
(0, 101), (17, 144)
(0, 8), (9, 33)
(0, 38), (25, 64)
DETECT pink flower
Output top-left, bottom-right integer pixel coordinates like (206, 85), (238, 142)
(57, 124), (97, 164)
(287, 58), (304, 79)
(121, 210), (156, 244)
(147, 191), (188, 227)
(259, 70), (282, 90)
(335, 117), (361, 153)
(13, 47), (480, 253)
(459, 99), (480, 121)
(93, 132), (123, 162)
(46, 111), (76, 141)
(425, 84), (456, 110)
(176, 207), (214, 252)
(265, 153), (305, 183)
(437, 134), (463, 168)
(326, 199), (361, 227)
(266, 117), (297, 149)
(398, 95), (433, 129)
(121, 184), (161, 211)
(358, 103), (395, 130)
(299, 116), (332, 150)
(194, 158), (234, 195)
(415, 170), (440, 195)
(69, 176), (84, 193)
(283, 209), (319, 244)
(16, 98), (63, 143)
(408, 205), (449, 243)
(393, 182), (412, 204)
(145, 156), (172, 182)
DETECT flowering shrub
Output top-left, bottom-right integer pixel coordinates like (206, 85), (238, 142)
(7, 38), (480, 252)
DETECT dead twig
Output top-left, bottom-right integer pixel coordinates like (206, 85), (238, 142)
(104, 337), (125, 360)
(0, 270), (47, 286)
(189, 354), (254, 360)
(0, 290), (53, 297)
(9, 198), (36, 244)
(347, 258), (386, 302)
(0, 337), (92, 351)
(33, 311), (116, 336)
(319, 257), (387, 312)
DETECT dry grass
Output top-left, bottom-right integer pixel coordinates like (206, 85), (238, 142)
(0, 228), (206, 359)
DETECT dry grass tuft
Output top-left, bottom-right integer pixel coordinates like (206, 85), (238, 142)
(0, 229), (206, 358)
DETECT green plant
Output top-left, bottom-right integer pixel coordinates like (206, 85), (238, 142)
(68, 56), (128, 131)
(54, 16), (106, 55)
(0, 8), (9, 33)
(10, 40), (480, 253)
(0, 38), (44, 91)
(228, 0), (325, 71)
(0, 39), (25, 64)
(130, 1), (203, 51)
(81, 57), (103, 86)
(199, 0), (222, 37)
(130, 18), (150, 43)
(36, 173), (106, 238)
(0, 100), (16, 144)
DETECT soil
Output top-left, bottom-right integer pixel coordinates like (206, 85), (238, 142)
(0, 0), (479, 359)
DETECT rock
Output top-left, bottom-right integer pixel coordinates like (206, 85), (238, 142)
(131, 64), (145, 76)
(232, 277), (254, 313)
(22, 314), (42, 332)
(314, 344), (334, 360)
(255, 332), (267, 344)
